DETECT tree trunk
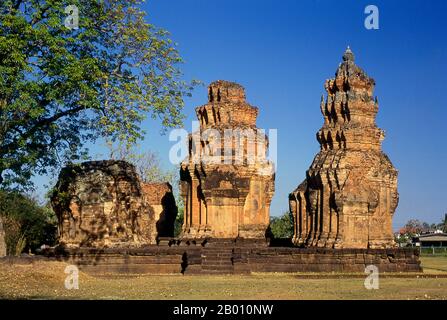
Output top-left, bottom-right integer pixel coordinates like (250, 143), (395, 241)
(0, 216), (6, 257)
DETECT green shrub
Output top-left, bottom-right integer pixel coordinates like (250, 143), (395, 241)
(0, 191), (57, 255)
(174, 208), (184, 238)
(14, 234), (27, 256)
(269, 212), (294, 239)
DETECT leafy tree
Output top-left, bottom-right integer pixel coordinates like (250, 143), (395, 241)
(433, 215), (447, 233)
(105, 141), (185, 237)
(394, 233), (410, 246)
(0, 0), (198, 189)
(399, 219), (444, 238)
(400, 219), (425, 236)
(173, 206), (183, 238)
(0, 190), (57, 255)
(269, 211), (294, 239)
(106, 141), (175, 183)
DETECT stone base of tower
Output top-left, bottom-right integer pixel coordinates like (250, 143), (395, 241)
(181, 225), (269, 241)
(292, 236), (397, 250)
(39, 244), (422, 275)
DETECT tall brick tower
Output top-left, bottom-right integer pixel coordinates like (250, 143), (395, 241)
(289, 48), (398, 249)
(180, 80), (275, 240)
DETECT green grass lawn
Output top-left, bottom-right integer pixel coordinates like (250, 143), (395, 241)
(420, 256), (447, 273)
(0, 257), (446, 300)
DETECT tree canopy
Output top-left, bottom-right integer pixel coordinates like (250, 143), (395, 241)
(106, 141), (176, 184)
(269, 211), (294, 239)
(0, 0), (198, 189)
(0, 190), (56, 254)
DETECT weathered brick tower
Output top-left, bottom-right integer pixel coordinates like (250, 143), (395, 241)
(51, 160), (177, 248)
(289, 48), (398, 249)
(180, 80), (275, 240)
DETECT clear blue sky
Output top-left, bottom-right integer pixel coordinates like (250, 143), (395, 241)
(35, 0), (447, 229)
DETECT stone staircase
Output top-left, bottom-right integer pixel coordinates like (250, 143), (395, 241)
(200, 247), (234, 274)
(180, 238), (269, 274)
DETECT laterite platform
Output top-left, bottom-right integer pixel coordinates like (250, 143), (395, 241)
(41, 238), (422, 275)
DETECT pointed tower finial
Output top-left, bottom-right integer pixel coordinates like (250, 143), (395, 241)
(343, 46), (355, 62)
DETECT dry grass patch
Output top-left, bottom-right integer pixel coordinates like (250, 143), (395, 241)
(0, 257), (446, 300)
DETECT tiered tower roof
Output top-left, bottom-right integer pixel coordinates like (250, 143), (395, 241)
(196, 80), (259, 129)
(318, 47), (384, 151)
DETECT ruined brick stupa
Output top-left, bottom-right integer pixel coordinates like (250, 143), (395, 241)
(289, 48), (398, 249)
(180, 80), (275, 240)
(51, 160), (177, 248)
